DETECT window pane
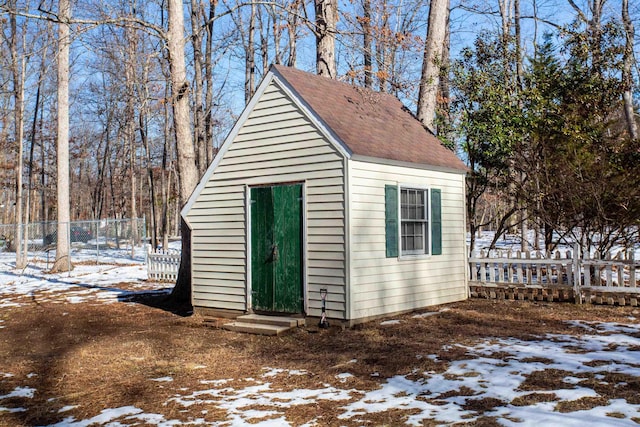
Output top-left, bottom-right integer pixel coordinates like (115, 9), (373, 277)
(400, 188), (429, 255)
(401, 190), (407, 220)
(401, 223), (408, 251)
(425, 225), (429, 252)
(415, 224), (424, 250)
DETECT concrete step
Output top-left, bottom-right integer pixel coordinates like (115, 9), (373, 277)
(222, 321), (291, 336)
(236, 314), (305, 328)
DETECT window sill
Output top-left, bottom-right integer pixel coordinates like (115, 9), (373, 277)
(398, 253), (431, 261)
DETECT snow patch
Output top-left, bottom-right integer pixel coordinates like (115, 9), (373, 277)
(0, 386), (35, 399)
(151, 376), (173, 382)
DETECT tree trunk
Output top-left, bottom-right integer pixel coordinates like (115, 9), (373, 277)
(14, 58), (26, 269)
(374, 12), (389, 92)
(260, 7), (269, 75)
(245, 1), (256, 103)
(436, 10), (451, 137)
(94, 95), (112, 221)
(515, 0), (523, 88)
(161, 83), (171, 250)
(590, 0), (604, 75)
(40, 101), (46, 227)
(417, 0), (449, 133)
(168, 0), (198, 305)
(315, 0), (337, 78)
(362, 0), (372, 88)
(286, 0), (299, 66)
(621, 0), (638, 141)
(190, 0), (207, 175)
(10, 1), (26, 269)
(270, 4), (281, 65)
(203, 0), (216, 165)
(515, 0), (528, 252)
(140, 108), (157, 250)
(497, 0), (514, 90)
(126, 22), (138, 259)
(24, 59), (44, 263)
(52, 0), (71, 273)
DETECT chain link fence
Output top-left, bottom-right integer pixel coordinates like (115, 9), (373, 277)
(0, 218), (147, 270)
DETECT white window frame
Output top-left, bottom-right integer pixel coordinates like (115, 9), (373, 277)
(399, 185), (430, 257)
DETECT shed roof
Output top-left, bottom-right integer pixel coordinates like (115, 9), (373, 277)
(272, 65), (467, 172)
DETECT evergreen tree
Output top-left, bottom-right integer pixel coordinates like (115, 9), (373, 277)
(517, 28), (640, 255)
(451, 32), (524, 253)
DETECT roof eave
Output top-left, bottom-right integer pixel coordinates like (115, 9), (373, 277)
(350, 153), (468, 175)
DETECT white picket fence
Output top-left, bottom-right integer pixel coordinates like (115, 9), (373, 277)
(146, 245), (181, 282)
(469, 245), (640, 304)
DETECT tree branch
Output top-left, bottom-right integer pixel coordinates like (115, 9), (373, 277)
(565, 0), (588, 23)
(0, 7), (166, 40)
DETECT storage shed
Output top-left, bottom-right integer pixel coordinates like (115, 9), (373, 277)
(182, 65), (468, 325)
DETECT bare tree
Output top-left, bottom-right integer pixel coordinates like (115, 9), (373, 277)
(622, 0), (638, 140)
(24, 27), (51, 263)
(286, 0), (301, 66)
(373, 1), (390, 92)
(417, 0), (449, 132)
(246, 0), (257, 100)
(227, 0), (257, 103)
(168, 0), (199, 304)
(315, 0), (337, 77)
(190, 0), (208, 175)
(8, 0), (27, 268)
(124, 8), (139, 258)
(203, 0), (217, 165)
(52, 0), (71, 273)
(518, 3), (530, 251)
(362, 0), (373, 88)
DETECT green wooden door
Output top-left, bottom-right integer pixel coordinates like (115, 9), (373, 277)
(251, 184), (303, 313)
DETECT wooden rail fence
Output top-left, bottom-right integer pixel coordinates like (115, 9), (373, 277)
(146, 246), (181, 282)
(469, 245), (640, 306)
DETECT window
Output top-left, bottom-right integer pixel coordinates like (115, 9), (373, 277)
(385, 185), (442, 258)
(401, 188), (428, 255)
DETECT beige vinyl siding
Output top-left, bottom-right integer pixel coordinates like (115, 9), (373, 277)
(186, 82), (347, 318)
(348, 160), (467, 320)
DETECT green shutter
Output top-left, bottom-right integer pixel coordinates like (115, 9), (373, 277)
(385, 185), (398, 258)
(431, 189), (442, 255)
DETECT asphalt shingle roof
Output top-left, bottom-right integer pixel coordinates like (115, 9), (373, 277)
(272, 65), (467, 172)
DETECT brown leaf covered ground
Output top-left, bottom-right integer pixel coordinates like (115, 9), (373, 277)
(1, 287), (639, 426)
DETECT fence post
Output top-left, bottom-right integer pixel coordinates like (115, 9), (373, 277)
(96, 222), (100, 264)
(573, 243), (582, 304)
(145, 244), (151, 278)
(630, 250), (637, 289)
(142, 215), (147, 246)
(66, 221), (71, 277)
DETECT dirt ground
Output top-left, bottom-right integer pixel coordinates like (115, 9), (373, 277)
(0, 293), (638, 426)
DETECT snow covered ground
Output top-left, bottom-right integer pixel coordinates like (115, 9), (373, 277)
(149, 324), (640, 427)
(1, 236), (640, 425)
(0, 245), (169, 309)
